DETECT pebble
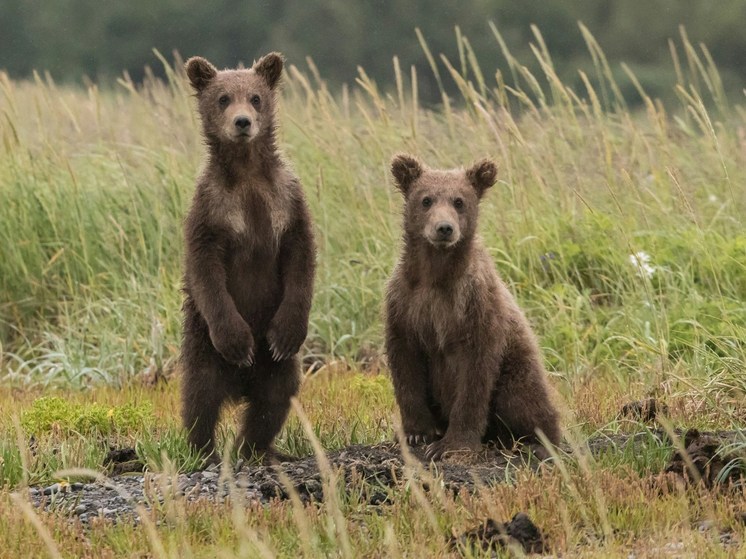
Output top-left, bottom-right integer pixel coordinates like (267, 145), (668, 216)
(304, 480), (321, 492)
(697, 520), (716, 532)
(74, 504), (88, 516)
(43, 483), (64, 496)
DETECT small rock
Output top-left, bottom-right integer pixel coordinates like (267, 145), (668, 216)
(235, 477), (252, 489)
(303, 479), (322, 494)
(201, 471), (218, 481)
(71, 483), (85, 492)
(696, 519), (716, 532)
(74, 504), (88, 516)
(368, 491), (390, 505)
(43, 483), (65, 496)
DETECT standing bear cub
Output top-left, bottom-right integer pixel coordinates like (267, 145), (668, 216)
(180, 53), (315, 462)
(385, 154), (560, 460)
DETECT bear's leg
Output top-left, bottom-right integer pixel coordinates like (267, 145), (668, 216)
(237, 354), (300, 461)
(181, 352), (227, 460)
(425, 346), (498, 460)
(488, 348), (561, 448)
(386, 327), (438, 445)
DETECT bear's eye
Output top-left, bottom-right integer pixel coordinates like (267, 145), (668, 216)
(250, 94), (261, 108)
(218, 94), (230, 108)
(453, 198), (464, 209)
(422, 196), (432, 208)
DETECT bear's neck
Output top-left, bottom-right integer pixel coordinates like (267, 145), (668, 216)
(402, 236), (474, 290)
(206, 129), (280, 186)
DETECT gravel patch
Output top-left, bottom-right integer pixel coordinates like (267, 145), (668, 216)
(28, 429), (746, 525)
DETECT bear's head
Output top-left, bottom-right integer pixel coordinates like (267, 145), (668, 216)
(391, 154), (497, 249)
(185, 53), (284, 145)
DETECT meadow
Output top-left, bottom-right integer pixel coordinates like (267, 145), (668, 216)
(0, 27), (744, 557)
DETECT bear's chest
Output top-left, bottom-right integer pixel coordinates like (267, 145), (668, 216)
(211, 185), (292, 251)
(405, 284), (470, 350)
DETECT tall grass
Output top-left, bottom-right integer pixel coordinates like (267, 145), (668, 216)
(0, 26), (744, 399)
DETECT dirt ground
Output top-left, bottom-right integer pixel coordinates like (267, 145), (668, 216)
(29, 427), (745, 528)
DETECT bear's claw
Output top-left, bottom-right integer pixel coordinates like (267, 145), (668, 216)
(425, 437), (480, 461)
(406, 433), (434, 446)
(267, 315), (306, 362)
(238, 356), (254, 368)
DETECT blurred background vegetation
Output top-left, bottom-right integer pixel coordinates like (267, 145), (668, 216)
(3, 0), (746, 105)
(0, 0), (744, 389)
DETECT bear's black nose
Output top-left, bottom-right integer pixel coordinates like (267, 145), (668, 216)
(435, 222), (454, 239)
(234, 116), (251, 130)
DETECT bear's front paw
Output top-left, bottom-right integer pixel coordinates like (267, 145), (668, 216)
(400, 414), (440, 447)
(425, 434), (481, 461)
(267, 311), (307, 362)
(209, 316), (255, 367)
(404, 430), (439, 446)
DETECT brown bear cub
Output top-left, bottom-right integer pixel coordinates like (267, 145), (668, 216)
(385, 154), (560, 460)
(180, 53), (315, 463)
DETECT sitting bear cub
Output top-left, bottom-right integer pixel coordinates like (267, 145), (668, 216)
(384, 154), (560, 460)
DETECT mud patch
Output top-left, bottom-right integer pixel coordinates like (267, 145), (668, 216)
(241, 443), (530, 502)
(664, 429), (745, 488)
(449, 512), (548, 554)
(104, 447), (145, 476)
(619, 398), (668, 422)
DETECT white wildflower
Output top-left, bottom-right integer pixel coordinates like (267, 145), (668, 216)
(629, 251), (656, 279)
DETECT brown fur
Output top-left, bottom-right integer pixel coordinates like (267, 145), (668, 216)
(180, 53), (316, 461)
(384, 154), (560, 460)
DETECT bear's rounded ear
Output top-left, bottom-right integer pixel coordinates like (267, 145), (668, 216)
(185, 57), (218, 93)
(391, 153), (423, 196)
(254, 52), (284, 90)
(466, 159), (498, 198)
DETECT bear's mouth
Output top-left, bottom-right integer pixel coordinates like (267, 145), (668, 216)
(233, 131), (255, 142)
(427, 236), (459, 249)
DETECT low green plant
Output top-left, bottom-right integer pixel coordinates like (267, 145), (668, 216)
(20, 397), (154, 436)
